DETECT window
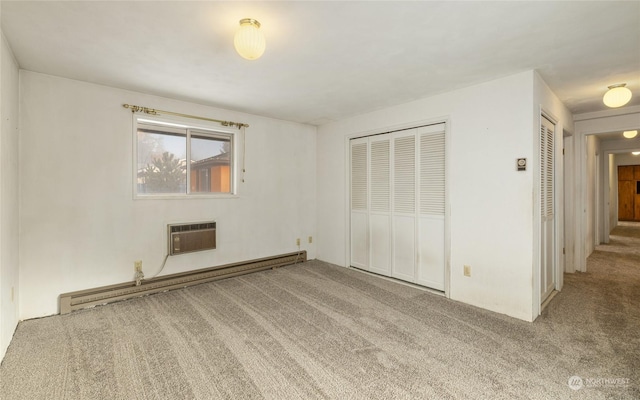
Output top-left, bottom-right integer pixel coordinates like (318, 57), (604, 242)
(135, 118), (235, 197)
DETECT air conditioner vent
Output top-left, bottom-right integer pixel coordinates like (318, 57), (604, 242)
(169, 222), (216, 234)
(168, 221), (216, 255)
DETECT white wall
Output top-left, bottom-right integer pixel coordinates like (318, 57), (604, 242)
(533, 73), (574, 135)
(615, 152), (640, 167)
(318, 71), (542, 321)
(575, 108), (640, 136)
(19, 71), (317, 319)
(0, 32), (20, 359)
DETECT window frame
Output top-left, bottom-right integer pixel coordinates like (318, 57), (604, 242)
(133, 115), (240, 200)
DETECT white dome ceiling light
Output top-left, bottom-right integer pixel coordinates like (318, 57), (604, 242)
(234, 19), (266, 60)
(623, 130), (638, 139)
(603, 84), (632, 108)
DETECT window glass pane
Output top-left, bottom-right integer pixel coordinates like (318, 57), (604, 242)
(137, 129), (187, 194)
(190, 134), (232, 193)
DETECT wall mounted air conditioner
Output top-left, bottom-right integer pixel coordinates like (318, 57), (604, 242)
(168, 221), (216, 255)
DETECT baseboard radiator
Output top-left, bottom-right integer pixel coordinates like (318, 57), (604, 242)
(59, 251), (307, 314)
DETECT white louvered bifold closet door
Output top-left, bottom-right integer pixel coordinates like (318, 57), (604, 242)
(540, 116), (555, 302)
(349, 123), (446, 290)
(392, 131), (417, 281)
(417, 125), (446, 290)
(350, 138), (369, 270)
(369, 135), (392, 275)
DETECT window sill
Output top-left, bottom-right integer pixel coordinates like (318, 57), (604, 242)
(134, 194), (240, 200)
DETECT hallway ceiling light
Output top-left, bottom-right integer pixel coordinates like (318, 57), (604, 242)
(623, 130), (638, 139)
(632, 152), (640, 156)
(234, 18), (265, 60)
(603, 84), (632, 108)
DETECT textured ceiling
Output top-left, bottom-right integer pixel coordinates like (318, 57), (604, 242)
(2, 1), (639, 125)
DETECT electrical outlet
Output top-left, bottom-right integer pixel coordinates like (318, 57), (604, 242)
(134, 260), (143, 273)
(463, 265), (471, 277)
(296, 238), (301, 246)
(308, 236), (313, 244)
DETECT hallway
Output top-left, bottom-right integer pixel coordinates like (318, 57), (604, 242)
(595, 221), (640, 256)
(570, 221), (640, 326)
(582, 220), (640, 332)
(540, 220), (640, 396)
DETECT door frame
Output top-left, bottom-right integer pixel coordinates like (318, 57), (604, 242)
(534, 108), (564, 317)
(564, 134), (575, 272)
(571, 108), (640, 274)
(603, 150), (640, 243)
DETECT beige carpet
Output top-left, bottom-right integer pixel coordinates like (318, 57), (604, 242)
(1, 228), (639, 399)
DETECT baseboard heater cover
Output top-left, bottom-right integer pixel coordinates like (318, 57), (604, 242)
(59, 251), (307, 314)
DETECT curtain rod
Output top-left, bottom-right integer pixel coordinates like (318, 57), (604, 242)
(123, 104), (249, 129)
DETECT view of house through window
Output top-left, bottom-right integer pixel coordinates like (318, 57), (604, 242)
(136, 120), (233, 196)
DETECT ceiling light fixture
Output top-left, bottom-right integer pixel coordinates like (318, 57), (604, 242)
(632, 151), (640, 156)
(623, 130), (638, 139)
(234, 18), (265, 60)
(603, 84), (632, 108)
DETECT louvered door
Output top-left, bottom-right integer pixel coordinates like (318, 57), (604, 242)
(369, 135), (392, 275)
(349, 123), (446, 290)
(350, 138), (368, 270)
(540, 116), (555, 303)
(417, 125), (446, 289)
(392, 131), (417, 281)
